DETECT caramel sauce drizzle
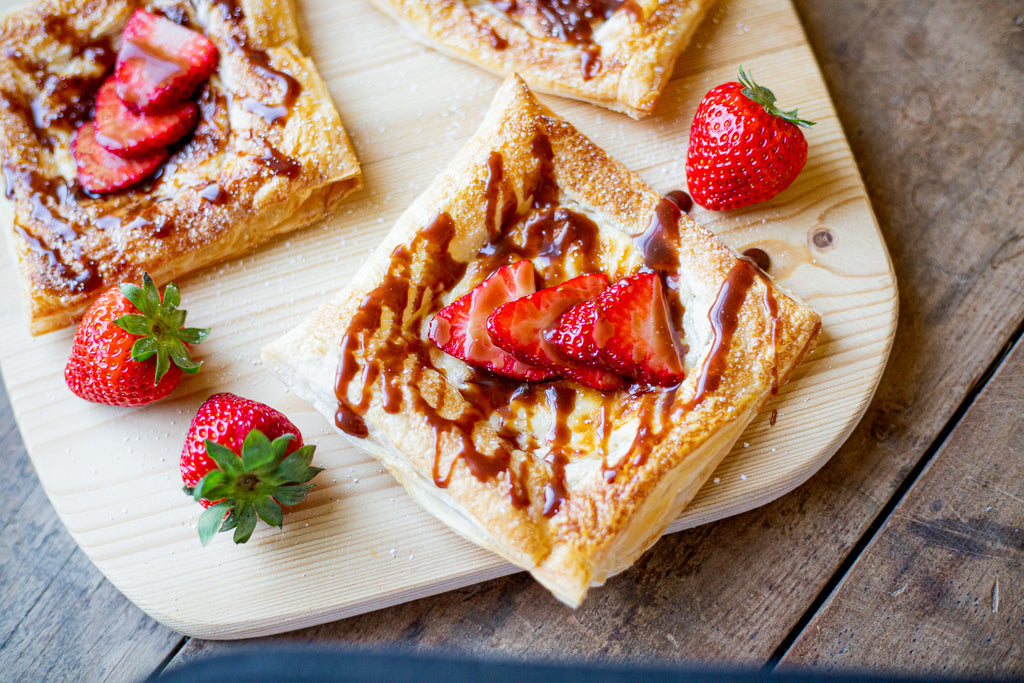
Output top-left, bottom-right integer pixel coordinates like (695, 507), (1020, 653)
(687, 258), (781, 410)
(493, 0), (640, 79)
(541, 384), (576, 517)
(215, 0), (302, 125)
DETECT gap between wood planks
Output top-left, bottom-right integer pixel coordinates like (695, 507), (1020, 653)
(150, 637), (188, 679)
(765, 311), (1024, 668)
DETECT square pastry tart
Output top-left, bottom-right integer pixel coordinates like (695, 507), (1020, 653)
(366, 0), (717, 118)
(264, 76), (820, 606)
(0, 0), (361, 334)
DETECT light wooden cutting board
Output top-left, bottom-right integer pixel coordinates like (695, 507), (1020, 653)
(0, 0), (897, 638)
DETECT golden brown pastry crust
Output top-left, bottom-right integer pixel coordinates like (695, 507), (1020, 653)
(365, 0), (716, 118)
(0, 0), (361, 334)
(263, 76), (820, 606)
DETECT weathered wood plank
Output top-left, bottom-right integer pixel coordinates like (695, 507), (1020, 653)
(167, 0), (1024, 670)
(0, 370), (183, 682)
(778, 336), (1024, 676)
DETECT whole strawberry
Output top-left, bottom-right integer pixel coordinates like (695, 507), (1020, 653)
(181, 393), (322, 545)
(64, 273), (208, 406)
(686, 67), (814, 211)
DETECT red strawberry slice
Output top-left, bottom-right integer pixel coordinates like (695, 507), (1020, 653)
(73, 122), (168, 194)
(549, 271), (686, 386)
(428, 260), (555, 381)
(115, 9), (218, 113)
(93, 79), (197, 157)
(487, 273), (623, 390)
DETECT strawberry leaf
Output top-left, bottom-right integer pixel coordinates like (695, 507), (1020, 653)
(255, 498), (283, 528)
(114, 272), (210, 384)
(143, 273), (161, 311)
(168, 343), (202, 374)
(116, 314), (150, 336)
(737, 65), (815, 128)
(278, 446), (316, 482)
(130, 336), (158, 362)
(195, 469), (228, 501)
(180, 327), (210, 345)
(233, 504), (258, 544)
(199, 483), (232, 503)
(241, 430), (275, 470)
(152, 350), (170, 386)
(205, 439), (242, 475)
(119, 282), (146, 310)
(163, 282), (181, 308)
(198, 502), (230, 546)
(220, 510), (238, 532)
(274, 483), (315, 506)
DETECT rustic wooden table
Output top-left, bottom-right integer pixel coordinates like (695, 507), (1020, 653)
(2, 0), (1022, 680)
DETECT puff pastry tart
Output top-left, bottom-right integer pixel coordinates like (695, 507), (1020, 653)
(0, 0), (361, 335)
(264, 76), (820, 606)
(366, 0), (717, 119)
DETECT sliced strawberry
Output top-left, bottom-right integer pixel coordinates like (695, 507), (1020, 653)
(93, 79), (197, 157)
(115, 10), (218, 113)
(549, 271), (686, 386)
(428, 261), (555, 381)
(487, 273), (622, 390)
(73, 122), (167, 194)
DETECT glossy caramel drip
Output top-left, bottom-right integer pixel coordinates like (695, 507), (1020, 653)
(628, 387), (676, 469)
(541, 385), (576, 516)
(664, 189), (693, 213)
(2, 163), (106, 294)
(530, 134), (559, 208)
(580, 47), (601, 81)
(484, 151), (506, 239)
(742, 247), (771, 273)
(689, 258), (781, 408)
(503, 0), (636, 43)
(0, 6), (246, 299)
(637, 196), (681, 272)
(225, 31), (302, 125)
(597, 397), (616, 482)
(1, 17), (114, 148)
(693, 260), (756, 402)
(198, 182), (228, 205)
(256, 147), (301, 178)
(13, 223), (101, 292)
(762, 275), (780, 394)
(635, 196), (689, 359)
(494, 0), (639, 78)
(334, 135), (607, 509)
(335, 214), (427, 438)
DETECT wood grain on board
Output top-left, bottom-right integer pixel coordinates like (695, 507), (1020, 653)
(0, 0), (894, 638)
